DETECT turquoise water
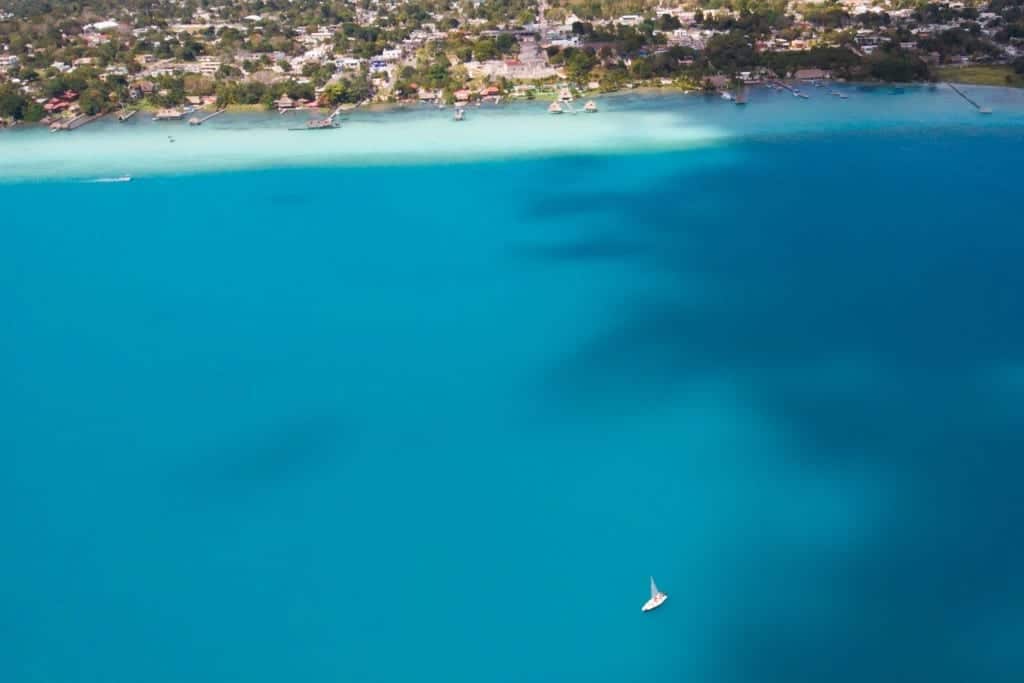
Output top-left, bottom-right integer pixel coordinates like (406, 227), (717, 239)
(3, 87), (1024, 682)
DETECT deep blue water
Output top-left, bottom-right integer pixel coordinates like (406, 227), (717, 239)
(3, 121), (1024, 682)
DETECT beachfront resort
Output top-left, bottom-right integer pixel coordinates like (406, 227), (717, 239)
(2, 0), (1024, 128)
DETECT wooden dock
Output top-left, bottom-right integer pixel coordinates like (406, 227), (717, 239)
(947, 82), (991, 114)
(188, 108), (225, 125)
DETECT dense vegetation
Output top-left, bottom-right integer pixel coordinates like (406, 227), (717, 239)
(2, 0), (1022, 123)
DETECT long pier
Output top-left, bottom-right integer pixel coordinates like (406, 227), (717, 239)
(947, 82), (991, 114)
(188, 108), (225, 125)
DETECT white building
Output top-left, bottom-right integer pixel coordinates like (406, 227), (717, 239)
(85, 19), (119, 32)
(337, 57), (363, 70)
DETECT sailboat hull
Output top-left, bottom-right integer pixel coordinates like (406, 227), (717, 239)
(641, 593), (668, 612)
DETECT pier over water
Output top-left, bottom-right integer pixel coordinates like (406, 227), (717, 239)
(947, 82), (992, 114)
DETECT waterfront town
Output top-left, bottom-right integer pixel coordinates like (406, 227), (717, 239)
(1, 0), (1023, 126)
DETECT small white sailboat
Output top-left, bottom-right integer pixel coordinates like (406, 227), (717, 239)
(642, 576), (668, 612)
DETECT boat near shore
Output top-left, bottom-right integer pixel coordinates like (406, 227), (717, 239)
(305, 117), (339, 129)
(584, 100), (598, 113)
(88, 176), (132, 183)
(548, 101), (563, 114)
(153, 108), (185, 121)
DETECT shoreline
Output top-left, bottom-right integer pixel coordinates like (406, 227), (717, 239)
(6, 78), (1019, 132)
(2, 84), (1022, 183)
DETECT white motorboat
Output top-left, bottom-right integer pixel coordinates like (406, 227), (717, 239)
(548, 101), (563, 114)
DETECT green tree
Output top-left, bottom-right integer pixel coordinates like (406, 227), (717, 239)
(473, 38), (497, 61)
(0, 86), (27, 119)
(78, 88), (105, 115)
(495, 33), (516, 54)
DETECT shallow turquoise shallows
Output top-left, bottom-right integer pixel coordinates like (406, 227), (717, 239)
(3, 86), (1024, 683)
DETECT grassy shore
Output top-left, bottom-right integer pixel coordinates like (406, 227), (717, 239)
(935, 65), (1024, 88)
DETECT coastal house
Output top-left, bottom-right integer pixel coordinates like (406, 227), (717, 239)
(454, 89), (471, 103)
(84, 19), (119, 32)
(197, 56), (221, 77)
(42, 90), (79, 114)
(274, 95), (295, 111)
(129, 80), (156, 99)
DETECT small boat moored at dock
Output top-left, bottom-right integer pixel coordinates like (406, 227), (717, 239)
(153, 108), (185, 121)
(304, 117), (338, 129)
(583, 100), (598, 113)
(454, 107), (465, 121)
(294, 105), (343, 130)
(642, 576), (668, 613)
(548, 101), (564, 114)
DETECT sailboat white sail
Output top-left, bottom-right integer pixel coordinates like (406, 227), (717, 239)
(642, 576), (668, 612)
